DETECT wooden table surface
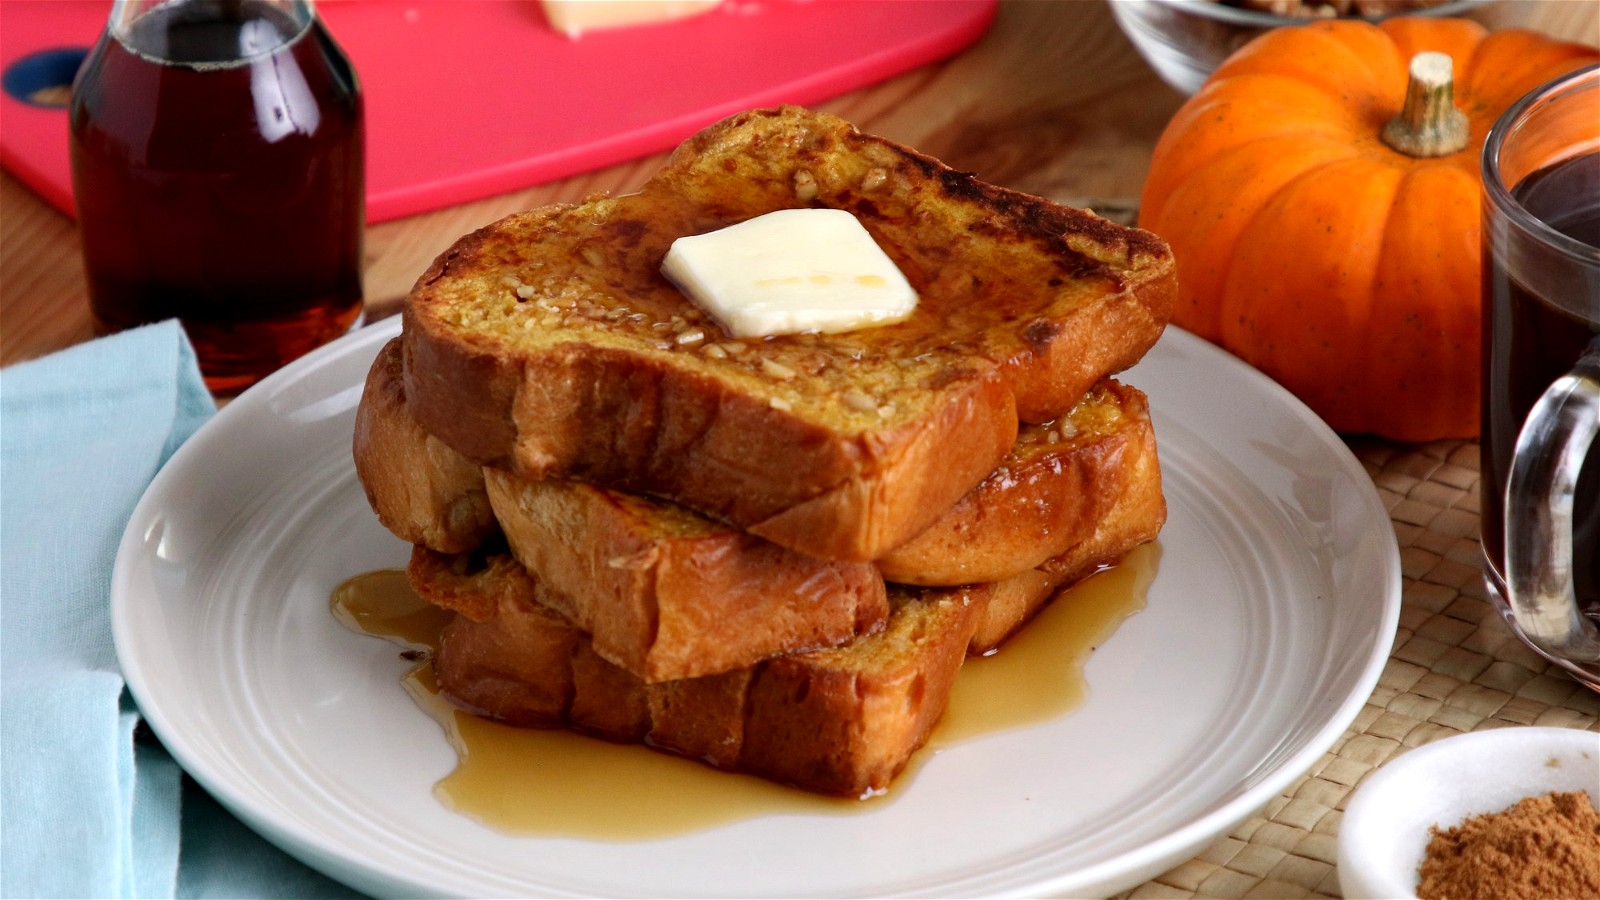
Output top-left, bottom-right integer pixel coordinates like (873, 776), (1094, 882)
(3, 2), (1598, 898)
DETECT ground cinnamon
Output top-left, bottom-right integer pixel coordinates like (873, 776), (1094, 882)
(1417, 790), (1600, 900)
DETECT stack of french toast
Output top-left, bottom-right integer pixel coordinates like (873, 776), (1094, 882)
(352, 106), (1177, 798)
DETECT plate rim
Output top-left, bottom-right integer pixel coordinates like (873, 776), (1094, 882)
(111, 318), (1401, 898)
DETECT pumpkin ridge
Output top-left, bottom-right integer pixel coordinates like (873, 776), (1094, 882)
(1364, 163), (1481, 439)
(1141, 78), (1358, 224)
(1218, 157), (1403, 424)
(1467, 30), (1600, 114)
(1218, 20), (1406, 108)
(1155, 138), (1359, 342)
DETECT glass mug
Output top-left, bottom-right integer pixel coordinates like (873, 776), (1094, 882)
(70, 0), (365, 394)
(1479, 64), (1600, 690)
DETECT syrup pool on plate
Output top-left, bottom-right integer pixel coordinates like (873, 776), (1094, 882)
(330, 543), (1159, 838)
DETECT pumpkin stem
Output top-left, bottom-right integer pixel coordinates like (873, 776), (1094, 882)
(1382, 52), (1471, 158)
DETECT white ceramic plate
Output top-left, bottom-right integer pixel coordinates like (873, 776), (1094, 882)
(112, 318), (1400, 898)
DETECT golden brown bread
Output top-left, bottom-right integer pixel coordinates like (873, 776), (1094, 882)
(877, 380), (1156, 585)
(402, 105), (1176, 561)
(356, 337), (889, 683)
(483, 469), (887, 683)
(415, 546), (982, 797)
(406, 434), (1166, 795)
(967, 422), (1167, 653)
(353, 341), (495, 554)
(356, 337), (1157, 593)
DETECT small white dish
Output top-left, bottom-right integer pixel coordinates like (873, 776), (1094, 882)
(1338, 726), (1600, 900)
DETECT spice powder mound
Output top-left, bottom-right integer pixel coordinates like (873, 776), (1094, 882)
(1416, 789), (1600, 900)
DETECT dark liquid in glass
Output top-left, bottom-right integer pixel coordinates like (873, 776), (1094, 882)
(1481, 150), (1600, 609)
(70, 0), (364, 394)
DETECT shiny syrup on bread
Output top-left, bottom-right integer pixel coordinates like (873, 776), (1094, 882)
(330, 544), (1157, 838)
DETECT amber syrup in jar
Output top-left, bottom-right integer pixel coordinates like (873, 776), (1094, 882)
(70, 0), (364, 394)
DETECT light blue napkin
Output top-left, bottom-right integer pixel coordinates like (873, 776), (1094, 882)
(1, 322), (358, 900)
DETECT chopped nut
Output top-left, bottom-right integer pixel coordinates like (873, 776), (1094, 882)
(793, 169), (819, 202)
(769, 396), (793, 411)
(842, 390), (877, 413)
(515, 284), (536, 299)
(877, 403), (897, 419)
(761, 359), (798, 380)
(703, 344), (729, 360)
(861, 167), (888, 192)
(722, 341), (748, 355)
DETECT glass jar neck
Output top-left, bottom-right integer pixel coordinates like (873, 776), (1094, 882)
(108, 0), (316, 64)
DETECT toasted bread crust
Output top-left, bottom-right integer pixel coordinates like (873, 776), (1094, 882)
(412, 428), (1166, 794)
(358, 341), (1157, 589)
(967, 412), (1168, 654)
(403, 106), (1174, 561)
(353, 340), (497, 554)
(878, 380), (1154, 585)
(484, 470), (888, 682)
(421, 549), (981, 798)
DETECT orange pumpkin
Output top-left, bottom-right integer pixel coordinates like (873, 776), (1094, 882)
(1138, 18), (1599, 441)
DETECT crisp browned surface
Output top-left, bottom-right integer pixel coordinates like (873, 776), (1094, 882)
(424, 554), (982, 798)
(353, 339), (497, 553)
(485, 468), (888, 683)
(955, 393), (1169, 654)
(402, 106), (1175, 562)
(410, 418), (1168, 795)
(356, 340), (1160, 587)
(879, 379), (1155, 584)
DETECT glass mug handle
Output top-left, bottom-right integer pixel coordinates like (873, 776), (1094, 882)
(1505, 337), (1600, 661)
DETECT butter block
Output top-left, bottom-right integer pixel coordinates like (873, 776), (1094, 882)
(661, 208), (919, 339)
(541, 0), (722, 37)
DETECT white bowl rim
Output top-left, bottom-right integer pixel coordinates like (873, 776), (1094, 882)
(1337, 726), (1600, 900)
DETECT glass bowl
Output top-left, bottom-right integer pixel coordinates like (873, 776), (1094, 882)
(1109, 0), (1520, 94)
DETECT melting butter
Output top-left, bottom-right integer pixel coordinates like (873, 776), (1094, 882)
(660, 208), (917, 338)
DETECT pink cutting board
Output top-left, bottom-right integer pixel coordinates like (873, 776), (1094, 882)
(0, 0), (996, 223)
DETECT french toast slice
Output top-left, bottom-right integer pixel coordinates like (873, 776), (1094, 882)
(358, 338), (888, 683)
(483, 469), (887, 683)
(354, 336), (496, 554)
(877, 379), (1155, 585)
(966, 420), (1167, 654)
(413, 444), (1166, 799)
(415, 546), (983, 798)
(402, 105), (1176, 561)
(357, 337), (1156, 595)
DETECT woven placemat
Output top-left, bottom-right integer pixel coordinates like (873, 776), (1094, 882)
(1119, 437), (1600, 900)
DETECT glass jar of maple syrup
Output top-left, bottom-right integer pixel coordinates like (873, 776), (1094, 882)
(69, 0), (365, 394)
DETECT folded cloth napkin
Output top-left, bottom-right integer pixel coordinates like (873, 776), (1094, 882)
(1, 322), (358, 900)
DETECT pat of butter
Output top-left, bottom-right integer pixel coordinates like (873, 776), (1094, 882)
(661, 209), (919, 339)
(540, 0), (722, 37)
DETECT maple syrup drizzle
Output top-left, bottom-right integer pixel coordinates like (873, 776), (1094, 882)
(329, 543), (1159, 838)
